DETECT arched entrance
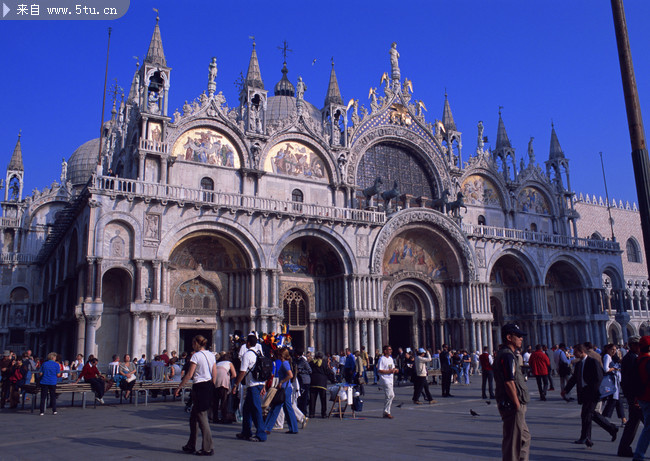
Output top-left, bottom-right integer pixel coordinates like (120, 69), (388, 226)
(98, 268), (132, 363)
(169, 232), (250, 352)
(277, 235), (344, 352)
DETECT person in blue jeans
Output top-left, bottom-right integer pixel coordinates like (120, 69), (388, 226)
(264, 347), (299, 434)
(233, 334), (268, 442)
(461, 350), (471, 385)
(39, 352), (61, 415)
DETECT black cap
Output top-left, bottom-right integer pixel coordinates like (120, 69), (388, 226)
(501, 323), (527, 337)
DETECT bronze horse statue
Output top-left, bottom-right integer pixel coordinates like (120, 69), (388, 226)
(446, 191), (467, 217)
(431, 189), (450, 213)
(362, 176), (383, 206)
(381, 180), (400, 210)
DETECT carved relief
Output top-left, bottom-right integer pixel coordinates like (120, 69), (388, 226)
(144, 213), (160, 241)
(356, 235), (369, 258)
(104, 221), (132, 259)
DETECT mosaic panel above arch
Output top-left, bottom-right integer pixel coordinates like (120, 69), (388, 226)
(169, 234), (248, 271)
(461, 175), (502, 207)
(517, 187), (550, 215)
(171, 127), (240, 167)
(490, 255), (530, 286)
(264, 141), (328, 182)
(382, 229), (456, 280)
(278, 237), (342, 276)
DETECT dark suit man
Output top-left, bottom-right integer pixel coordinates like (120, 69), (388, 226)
(440, 344), (453, 397)
(618, 335), (642, 457)
(562, 343), (618, 447)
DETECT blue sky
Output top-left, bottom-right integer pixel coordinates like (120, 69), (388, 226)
(1, 0), (650, 205)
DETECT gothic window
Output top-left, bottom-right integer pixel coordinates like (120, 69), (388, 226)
(176, 278), (218, 312)
(627, 238), (642, 263)
(357, 142), (435, 201)
(478, 215), (486, 226)
(283, 289), (307, 326)
(591, 232), (603, 240)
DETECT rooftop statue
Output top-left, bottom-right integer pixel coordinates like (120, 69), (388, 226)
(390, 42), (400, 81)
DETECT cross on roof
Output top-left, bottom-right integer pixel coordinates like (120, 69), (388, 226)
(278, 40), (293, 62)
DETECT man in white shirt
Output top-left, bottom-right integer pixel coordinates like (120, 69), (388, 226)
(233, 335), (267, 442)
(377, 345), (398, 418)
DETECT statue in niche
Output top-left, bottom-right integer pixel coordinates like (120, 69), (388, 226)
(145, 214), (159, 239)
(148, 91), (160, 113)
(389, 42), (400, 81)
(151, 125), (161, 142)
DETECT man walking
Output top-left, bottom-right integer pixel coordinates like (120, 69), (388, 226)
(440, 344), (453, 398)
(377, 345), (398, 418)
(412, 348), (436, 404)
(618, 335), (642, 457)
(479, 346), (495, 400)
(529, 345), (550, 401)
(233, 334), (267, 442)
(494, 324), (531, 461)
(561, 343), (618, 447)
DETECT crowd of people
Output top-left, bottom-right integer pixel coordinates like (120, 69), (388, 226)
(3, 329), (650, 461)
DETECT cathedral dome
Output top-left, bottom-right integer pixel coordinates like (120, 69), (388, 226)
(266, 95), (321, 126)
(67, 138), (100, 186)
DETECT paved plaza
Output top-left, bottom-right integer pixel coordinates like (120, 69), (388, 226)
(0, 378), (640, 461)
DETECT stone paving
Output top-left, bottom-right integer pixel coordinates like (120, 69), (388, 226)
(0, 377), (640, 460)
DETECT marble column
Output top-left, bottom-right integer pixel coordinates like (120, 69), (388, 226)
(368, 319), (375, 355)
(317, 320), (325, 352)
(308, 321), (315, 349)
(152, 260), (160, 303)
(161, 263), (168, 304)
(160, 313), (168, 352)
(85, 315), (100, 358)
(93, 258), (103, 303)
(131, 312), (141, 357)
(151, 313), (160, 355)
(343, 319), (350, 350)
(134, 260), (143, 303)
(76, 314), (86, 355)
(85, 258), (94, 302)
(352, 319), (360, 351)
(361, 320), (368, 350)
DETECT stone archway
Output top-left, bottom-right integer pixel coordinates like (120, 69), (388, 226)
(277, 235), (344, 352)
(97, 268), (132, 363)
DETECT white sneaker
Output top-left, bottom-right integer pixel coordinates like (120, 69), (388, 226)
(39, 413), (44, 416)
(53, 411), (57, 415)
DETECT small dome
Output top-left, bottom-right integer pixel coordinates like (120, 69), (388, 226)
(266, 95), (321, 126)
(274, 62), (295, 97)
(67, 138), (100, 186)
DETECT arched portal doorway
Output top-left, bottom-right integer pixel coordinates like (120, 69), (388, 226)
(98, 268), (132, 363)
(277, 235), (344, 352)
(169, 232), (250, 353)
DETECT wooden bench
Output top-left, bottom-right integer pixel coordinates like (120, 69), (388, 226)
(132, 381), (192, 406)
(22, 382), (96, 412)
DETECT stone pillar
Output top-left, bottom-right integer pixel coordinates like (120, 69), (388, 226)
(76, 314), (86, 355)
(151, 313), (160, 356)
(85, 258), (94, 302)
(85, 315), (100, 358)
(160, 262), (168, 304)
(368, 319), (375, 355)
(413, 316), (420, 349)
(160, 313), (168, 352)
(152, 260), (160, 303)
(343, 319), (350, 349)
(134, 260), (143, 303)
(469, 320), (476, 352)
(361, 320), (368, 351)
(131, 312), (141, 357)
(487, 322), (494, 352)
(308, 321), (314, 349)
(317, 320), (325, 352)
(138, 153), (145, 181)
(270, 271), (278, 309)
(353, 319), (360, 351)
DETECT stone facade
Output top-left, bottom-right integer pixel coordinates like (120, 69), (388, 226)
(0, 20), (644, 362)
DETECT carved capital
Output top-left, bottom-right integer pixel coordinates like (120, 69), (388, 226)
(85, 314), (101, 327)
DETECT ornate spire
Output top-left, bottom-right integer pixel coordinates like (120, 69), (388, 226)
(127, 61), (140, 103)
(274, 61), (295, 97)
(549, 122), (565, 159)
(145, 15), (166, 67)
(324, 59), (343, 107)
(245, 41), (265, 89)
(8, 131), (23, 172)
(495, 107), (512, 150)
(442, 92), (456, 132)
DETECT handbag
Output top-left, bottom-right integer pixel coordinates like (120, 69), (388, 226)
(126, 374), (136, 383)
(599, 372), (616, 399)
(271, 386), (285, 406)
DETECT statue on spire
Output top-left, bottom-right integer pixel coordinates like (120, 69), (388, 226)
(208, 57), (217, 97)
(528, 136), (535, 165)
(389, 42), (400, 81)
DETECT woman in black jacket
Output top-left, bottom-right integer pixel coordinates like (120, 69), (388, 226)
(309, 351), (335, 418)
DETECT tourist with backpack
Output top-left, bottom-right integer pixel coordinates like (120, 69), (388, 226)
(233, 334), (273, 442)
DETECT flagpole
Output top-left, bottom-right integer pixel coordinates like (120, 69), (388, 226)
(600, 152), (616, 241)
